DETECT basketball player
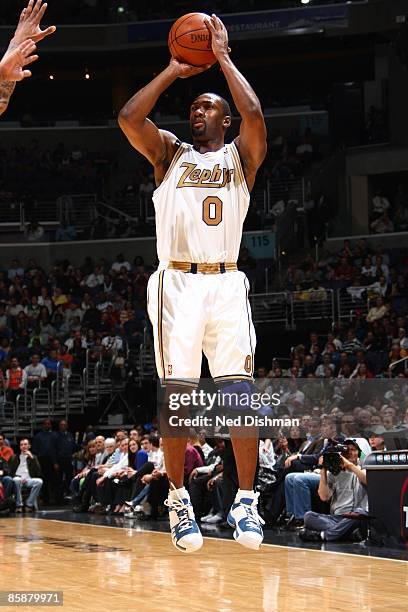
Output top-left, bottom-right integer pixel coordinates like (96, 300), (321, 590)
(119, 14), (267, 553)
(0, 1), (56, 117)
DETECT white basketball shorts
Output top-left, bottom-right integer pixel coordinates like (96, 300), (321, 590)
(147, 269), (256, 386)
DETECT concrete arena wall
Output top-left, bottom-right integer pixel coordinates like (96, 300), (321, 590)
(0, 236), (158, 270)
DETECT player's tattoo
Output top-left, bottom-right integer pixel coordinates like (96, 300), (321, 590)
(0, 80), (16, 112)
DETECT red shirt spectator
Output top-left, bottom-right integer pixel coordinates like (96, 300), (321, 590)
(0, 433), (14, 462)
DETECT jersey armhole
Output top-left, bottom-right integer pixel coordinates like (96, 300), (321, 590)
(230, 141), (251, 199)
(154, 140), (185, 194)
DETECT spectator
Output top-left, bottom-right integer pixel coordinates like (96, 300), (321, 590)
(32, 419), (55, 505)
(299, 440), (368, 542)
(25, 221), (45, 242)
(372, 189), (390, 215)
(371, 212), (394, 234)
(55, 220), (77, 241)
(41, 349), (62, 383)
(0, 432), (14, 462)
(366, 297), (388, 323)
(5, 357), (27, 404)
(9, 438), (43, 512)
(51, 420), (76, 502)
(111, 254), (131, 273)
(24, 354), (47, 389)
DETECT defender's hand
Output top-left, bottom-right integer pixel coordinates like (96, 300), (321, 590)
(13, 1), (56, 45)
(0, 40), (38, 82)
(169, 57), (211, 79)
(204, 14), (230, 60)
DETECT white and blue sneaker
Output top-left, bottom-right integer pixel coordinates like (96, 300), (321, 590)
(227, 491), (265, 550)
(164, 486), (203, 553)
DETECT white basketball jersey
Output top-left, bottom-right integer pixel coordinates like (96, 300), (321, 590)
(152, 141), (250, 263)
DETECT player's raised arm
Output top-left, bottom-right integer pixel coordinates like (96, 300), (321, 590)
(118, 59), (210, 181)
(9, 0), (56, 49)
(205, 14), (267, 191)
(0, 40), (38, 116)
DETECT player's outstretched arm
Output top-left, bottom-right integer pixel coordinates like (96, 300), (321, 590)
(119, 59), (210, 179)
(0, 40), (38, 117)
(9, 0), (56, 49)
(206, 15), (267, 191)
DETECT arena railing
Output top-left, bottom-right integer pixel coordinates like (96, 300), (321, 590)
(389, 355), (408, 374)
(250, 292), (291, 326)
(266, 177), (305, 216)
(337, 287), (370, 321)
(290, 288), (335, 326)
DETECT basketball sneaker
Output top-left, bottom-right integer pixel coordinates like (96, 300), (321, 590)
(227, 491), (265, 550)
(164, 486), (203, 553)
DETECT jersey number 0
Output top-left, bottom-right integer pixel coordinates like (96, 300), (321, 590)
(202, 196), (223, 226)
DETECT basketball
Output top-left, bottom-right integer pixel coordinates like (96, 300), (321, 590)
(168, 12), (217, 67)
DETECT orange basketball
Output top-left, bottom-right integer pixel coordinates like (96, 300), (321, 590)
(168, 12), (217, 67)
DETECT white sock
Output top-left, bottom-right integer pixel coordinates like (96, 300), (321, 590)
(169, 486), (188, 501)
(320, 531), (325, 541)
(236, 489), (255, 499)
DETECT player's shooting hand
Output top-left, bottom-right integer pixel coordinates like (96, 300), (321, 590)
(169, 57), (211, 79)
(0, 40), (38, 82)
(13, 0), (56, 46)
(204, 14), (230, 60)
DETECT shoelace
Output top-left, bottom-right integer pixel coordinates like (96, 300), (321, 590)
(164, 497), (194, 533)
(241, 493), (265, 530)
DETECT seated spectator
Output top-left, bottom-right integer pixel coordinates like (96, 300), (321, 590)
(52, 287), (68, 308)
(5, 357), (26, 404)
(0, 432), (14, 462)
(393, 206), (408, 232)
(0, 454), (15, 502)
(372, 189), (390, 215)
(371, 212), (394, 234)
(189, 438), (225, 523)
(367, 431), (385, 452)
(69, 439), (98, 501)
(197, 430), (213, 460)
(299, 439), (368, 542)
(94, 437), (129, 512)
(74, 438), (116, 512)
(9, 438), (43, 512)
(24, 354), (47, 389)
(111, 254), (131, 274)
(25, 221), (45, 242)
(55, 221), (77, 241)
(341, 330), (363, 354)
(351, 363), (374, 380)
(41, 349), (62, 384)
(366, 297), (388, 323)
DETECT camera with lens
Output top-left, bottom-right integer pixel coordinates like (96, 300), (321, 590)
(321, 441), (349, 476)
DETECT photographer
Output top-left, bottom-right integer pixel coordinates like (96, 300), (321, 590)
(299, 439), (368, 542)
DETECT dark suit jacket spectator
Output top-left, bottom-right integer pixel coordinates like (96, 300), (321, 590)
(9, 454), (42, 478)
(32, 430), (54, 459)
(50, 430), (76, 463)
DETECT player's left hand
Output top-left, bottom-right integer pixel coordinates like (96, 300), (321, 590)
(169, 57), (211, 79)
(204, 14), (231, 59)
(13, 0), (56, 46)
(0, 40), (38, 82)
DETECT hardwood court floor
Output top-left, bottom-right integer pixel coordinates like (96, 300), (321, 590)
(0, 517), (407, 612)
